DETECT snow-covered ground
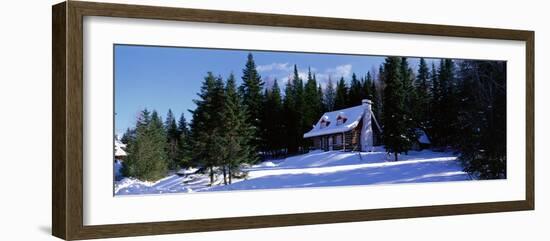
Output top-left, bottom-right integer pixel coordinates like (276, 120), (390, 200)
(114, 147), (472, 195)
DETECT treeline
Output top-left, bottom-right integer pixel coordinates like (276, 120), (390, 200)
(120, 109), (190, 181)
(378, 57), (506, 179)
(120, 53), (506, 183)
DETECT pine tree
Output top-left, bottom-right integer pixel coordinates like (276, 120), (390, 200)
(382, 57), (415, 161)
(263, 79), (284, 156)
(334, 76), (348, 110)
(348, 73), (363, 106)
(361, 72), (373, 100)
(427, 62), (439, 139)
(415, 58), (431, 128)
(189, 72), (226, 185)
(369, 73), (381, 146)
(122, 109), (169, 181)
(177, 113), (190, 139)
(239, 53), (264, 155)
(176, 113), (190, 167)
(400, 57), (417, 125)
(375, 66), (385, 130)
(430, 59), (458, 147)
(323, 76), (336, 111)
(120, 127), (135, 145)
(294, 66), (306, 151)
(283, 65), (305, 154)
(456, 60), (506, 179)
(317, 81), (325, 113)
(303, 67), (322, 146)
(221, 73), (255, 184)
(164, 109), (180, 170)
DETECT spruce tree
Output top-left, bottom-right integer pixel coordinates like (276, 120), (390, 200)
(431, 59), (458, 147)
(334, 76), (348, 110)
(348, 73), (363, 106)
(164, 109), (180, 170)
(400, 58), (417, 125)
(369, 74), (381, 146)
(317, 81), (325, 113)
(189, 72), (226, 185)
(176, 113), (190, 167)
(303, 67), (322, 143)
(375, 66), (385, 131)
(362, 72), (373, 100)
(120, 127), (135, 145)
(264, 79), (284, 156)
(415, 58), (431, 128)
(456, 60), (506, 179)
(177, 113), (190, 139)
(427, 62), (440, 139)
(382, 57), (415, 161)
(239, 53), (264, 155)
(324, 76), (336, 111)
(283, 65), (305, 154)
(122, 109), (169, 181)
(221, 73), (255, 184)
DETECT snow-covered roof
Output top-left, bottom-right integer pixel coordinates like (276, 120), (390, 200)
(416, 129), (431, 144)
(115, 140), (126, 149)
(303, 105), (366, 138)
(115, 147), (127, 157)
(115, 139), (127, 157)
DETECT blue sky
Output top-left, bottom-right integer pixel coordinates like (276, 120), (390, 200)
(114, 45), (430, 136)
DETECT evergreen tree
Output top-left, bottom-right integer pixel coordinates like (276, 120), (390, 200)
(294, 67), (306, 151)
(189, 72), (226, 185)
(303, 67), (322, 144)
(221, 73), (255, 184)
(375, 66), (385, 130)
(122, 109), (169, 181)
(334, 76), (348, 110)
(164, 109), (180, 170)
(400, 58), (417, 124)
(262, 79), (284, 156)
(348, 73), (363, 106)
(415, 58), (431, 128)
(381, 57), (415, 161)
(177, 113), (190, 138)
(120, 127), (135, 145)
(176, 113), (190, 167)
(317, 81), (325, 113)
(323, 76), (336, 111)
(430, 59), (458, 147)
(239, 53), (264, 154)
(362, 72), (373, 100)
(283, 65), (305, 154)
(427, 62), (439, 137)
(456, 60), (506, 179)
(369, 73), (381, 146)
(430, 62), (440, 101)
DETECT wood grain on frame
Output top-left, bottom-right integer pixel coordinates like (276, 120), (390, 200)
(52, 2), (67, 239)
(52, 1), (535, 240)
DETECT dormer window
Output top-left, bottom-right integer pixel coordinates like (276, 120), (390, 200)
(336, 113), (347, 126)
(319, 116), (330, 129)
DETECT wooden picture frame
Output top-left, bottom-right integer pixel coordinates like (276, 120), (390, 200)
(52, 1), (534, 240)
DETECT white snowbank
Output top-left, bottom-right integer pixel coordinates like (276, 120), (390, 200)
(114, 148), (471, 195)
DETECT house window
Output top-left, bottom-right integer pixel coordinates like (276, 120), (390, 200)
(334, 134), (343, 145)
(336, 116), (347, 126)
(320, 120), (331, 129)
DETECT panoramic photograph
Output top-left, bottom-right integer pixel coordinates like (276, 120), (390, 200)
(113, 45), (507, 195)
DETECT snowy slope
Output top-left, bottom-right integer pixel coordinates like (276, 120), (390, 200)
(114, 148), (471, 195)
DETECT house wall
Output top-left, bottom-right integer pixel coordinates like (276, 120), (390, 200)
(308, 119), (363, 152)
